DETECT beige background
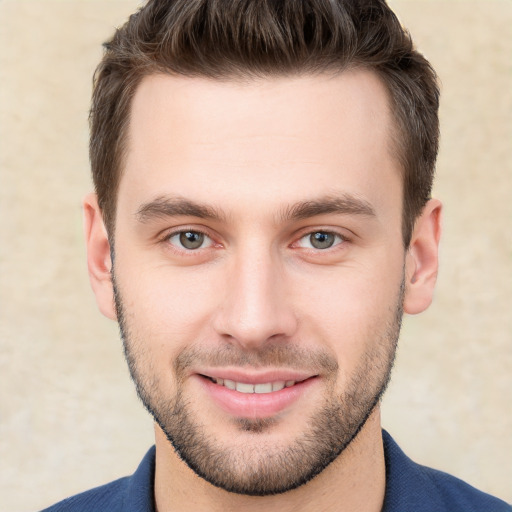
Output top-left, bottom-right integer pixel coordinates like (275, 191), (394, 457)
(0, 1), (511, 510)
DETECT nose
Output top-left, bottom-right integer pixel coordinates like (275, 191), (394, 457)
(212, 248), (298, 350)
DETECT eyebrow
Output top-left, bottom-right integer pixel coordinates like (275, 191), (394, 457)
(135, 193), (376, 224)
(279, 194), (376, 222)
(136, 196), (227, 223)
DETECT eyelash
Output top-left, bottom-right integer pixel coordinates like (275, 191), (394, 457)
(294, 230), (348, 251)
(161, 227), (217, 255)
(160, 227), (351, 256)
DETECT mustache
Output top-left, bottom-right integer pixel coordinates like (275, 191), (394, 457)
(174, 343), (339, 377)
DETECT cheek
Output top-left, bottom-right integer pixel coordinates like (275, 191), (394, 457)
(115, 264), (223, 397)
(293, 261), (403, 361)
(115, 261), (222, 346)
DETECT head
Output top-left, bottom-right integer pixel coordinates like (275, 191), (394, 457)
(85, 0), (442, 498)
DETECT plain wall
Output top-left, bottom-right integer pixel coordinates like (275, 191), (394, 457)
(0, 1), (510, 510)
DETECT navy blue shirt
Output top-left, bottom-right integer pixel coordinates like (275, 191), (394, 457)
(41, 431), (511, 511)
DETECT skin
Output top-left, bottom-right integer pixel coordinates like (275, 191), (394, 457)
(84, 69), (442, 512)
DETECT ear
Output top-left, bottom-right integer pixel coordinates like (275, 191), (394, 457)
(83, 193), (117, 320)
(403, 199), (442, 315)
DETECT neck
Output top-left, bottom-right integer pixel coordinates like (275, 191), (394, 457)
(153, 407), (386, 512)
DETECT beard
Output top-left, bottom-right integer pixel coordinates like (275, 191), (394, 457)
(113, 274), (404, 496)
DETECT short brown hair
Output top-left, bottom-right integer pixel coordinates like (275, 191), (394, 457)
(90, 0), (439, 246)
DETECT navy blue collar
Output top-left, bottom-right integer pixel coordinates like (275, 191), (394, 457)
(121, 445), (156, 512)
(382, 429), (445, 511)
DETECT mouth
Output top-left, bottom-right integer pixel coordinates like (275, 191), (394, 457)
(200, 375), (305, 394)
(196, 371), (318, 419)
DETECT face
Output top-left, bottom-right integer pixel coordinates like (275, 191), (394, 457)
(105, 70), (409, 495)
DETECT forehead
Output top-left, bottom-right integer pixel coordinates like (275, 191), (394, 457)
(119, 70), (400, 221)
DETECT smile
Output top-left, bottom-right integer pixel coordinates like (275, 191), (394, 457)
(194, 367), (319, 418)
(197, 372), (317, 418)
(208, 377), (298, 394)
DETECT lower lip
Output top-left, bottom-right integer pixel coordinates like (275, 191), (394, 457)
(197, 376), (316, 419)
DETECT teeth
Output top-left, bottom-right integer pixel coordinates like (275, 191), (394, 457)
(223, 379), (236, 390)
(213, 378), (296, 394)
(255, 383), (272, 394)
(236, 382), (255, 393)
(272, 381), (285, 391)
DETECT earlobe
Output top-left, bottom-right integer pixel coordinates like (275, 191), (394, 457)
(403, 199), (442, 315)
(83, 193), (117, 320)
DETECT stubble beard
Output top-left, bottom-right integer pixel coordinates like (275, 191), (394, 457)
(113, 275), (404, 496)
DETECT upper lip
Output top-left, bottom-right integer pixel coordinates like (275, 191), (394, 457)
(196, 368), (316, 384)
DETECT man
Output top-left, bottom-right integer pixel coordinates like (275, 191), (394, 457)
(42, 0), (510, 511)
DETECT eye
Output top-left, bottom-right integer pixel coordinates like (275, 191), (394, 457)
(168, 230), (213, 250)
(297, 231), (344, 250)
